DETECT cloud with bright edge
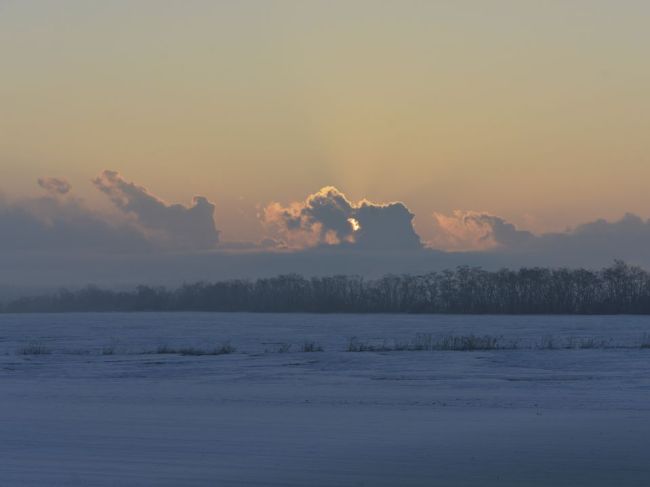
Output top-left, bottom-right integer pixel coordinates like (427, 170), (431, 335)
(260, 186), (422, 251)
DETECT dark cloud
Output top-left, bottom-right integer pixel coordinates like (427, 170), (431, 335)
(37, 177), (71, 195)
(301, 186), (356, 242)
(0, 194), (151, 253)
(93, 170), (220, 250)
(531, 213), (650, 258)
(353, 200), (421, 250)
(261, 186), (422, 250)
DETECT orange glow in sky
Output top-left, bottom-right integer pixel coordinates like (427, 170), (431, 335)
(2, 1), (649, 244)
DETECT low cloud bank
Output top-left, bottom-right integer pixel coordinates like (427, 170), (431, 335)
(1, 171), (220, 254)
(0, 192), (150, 253)
(429, 210), (650, 265)
(4, 173), (650, 292)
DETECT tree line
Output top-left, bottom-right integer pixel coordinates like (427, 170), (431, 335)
(4, 261), (650, 314)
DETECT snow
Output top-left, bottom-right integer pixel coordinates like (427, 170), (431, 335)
(1, 313), (650, 486)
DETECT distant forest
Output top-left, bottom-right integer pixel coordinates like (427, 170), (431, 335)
(5, 261), (650, 314)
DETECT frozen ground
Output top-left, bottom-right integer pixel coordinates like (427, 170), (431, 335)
(1, 313), (650, 486)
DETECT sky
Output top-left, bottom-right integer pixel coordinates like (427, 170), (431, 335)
(1, 0), (650, 290)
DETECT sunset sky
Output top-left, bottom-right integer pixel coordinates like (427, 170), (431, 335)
(2, 1), (650, 288)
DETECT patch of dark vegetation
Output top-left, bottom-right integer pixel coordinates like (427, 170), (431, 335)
(264, 341), (323, 353)
(275, 343), (292, 353)
(538, 336), (615, 350)
(348, 334), (512, 352)
(562, 337), (611, 350)
(10, 334), (650, 358)
(283, 360), (319, 367)
(154, 344), (176, 354)
(641, 334), (650, 349)
(63, 348), (92, 356)
(16, 342), (51, 355)
(150, 342), (236, 356)
(347, 337), (392, 352)
(348, 333), (650, 352)
(538, 335), (557, 350)
(301, 341), (324, 352)
(101, 341), (119, 355)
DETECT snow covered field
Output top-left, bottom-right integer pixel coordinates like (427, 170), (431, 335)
(2, 313), (650, 486)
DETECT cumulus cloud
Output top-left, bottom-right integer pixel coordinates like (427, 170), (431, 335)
(261, 186), (421, 250)
(430, 210), (534, 251)
(37, 177), (71, 195)
(428, 210), (650, 266)
(93, 170), (219, 250)
(261, 187), (355, 248)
